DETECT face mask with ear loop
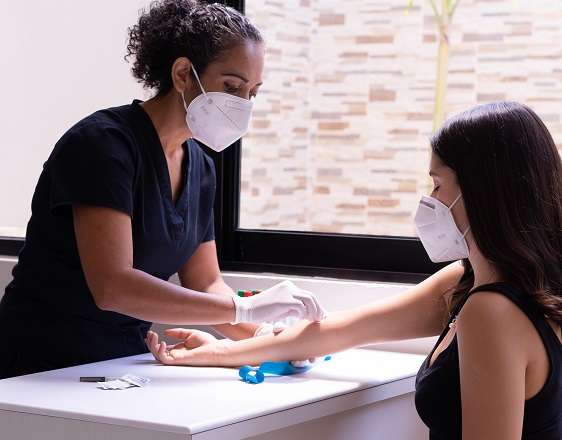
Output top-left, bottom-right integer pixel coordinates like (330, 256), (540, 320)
(180, 65), (254, 152)
(414, 193), (471, 263)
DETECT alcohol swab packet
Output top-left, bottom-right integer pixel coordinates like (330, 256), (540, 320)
(98, 379), (132, 390)
(97, 374), (150, 390)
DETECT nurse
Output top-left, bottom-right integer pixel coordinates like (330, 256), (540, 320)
(0, 0), (325, 379)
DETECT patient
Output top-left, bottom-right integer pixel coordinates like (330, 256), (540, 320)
(147, 102), (561, 440)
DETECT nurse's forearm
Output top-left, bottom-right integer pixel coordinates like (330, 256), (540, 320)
(96, 269), (236, 325)
(203, 279), (259, 340)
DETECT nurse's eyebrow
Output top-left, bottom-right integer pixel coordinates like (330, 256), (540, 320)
(222, 73), (263, 86)
(429, 170), (439, 176)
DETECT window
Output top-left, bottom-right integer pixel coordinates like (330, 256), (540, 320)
(218, 0), (562, 278)
(239, 0), (562, 236)
(3, 1), (561, 281)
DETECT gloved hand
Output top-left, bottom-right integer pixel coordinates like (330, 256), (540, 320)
(231, 280), (326, 325)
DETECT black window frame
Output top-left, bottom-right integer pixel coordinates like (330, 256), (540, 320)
(0, 237), (23, 256)
(0, 0), (443, 284)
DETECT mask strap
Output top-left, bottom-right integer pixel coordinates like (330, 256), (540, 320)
(181, 64), (208, 113)
(190, 65), (207, 95)
(449, 192), (463, 210)
(450, 193), (471, 238)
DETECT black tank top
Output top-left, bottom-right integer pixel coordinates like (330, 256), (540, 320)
(415, 282), (561, 440)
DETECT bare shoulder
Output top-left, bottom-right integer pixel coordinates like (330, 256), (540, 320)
(457, 291), (529, 438)
(457, 290), (532, 354)
(462, 290), (520, 316)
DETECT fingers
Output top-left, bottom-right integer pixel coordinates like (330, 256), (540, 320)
(270, 281), (327, 321)
(164, 328), (193, 340)
(183, 333), (206, 350)
(293, 290), (327, 321)
(145, 330), (160, 361)
(146, 331), (174, 365)
(146, 330), (202, 366)
(145, 330), (158, 350)
(170, 341), (187, 351)
(300, 294), (319, 320)
(158, 340), (167, 360)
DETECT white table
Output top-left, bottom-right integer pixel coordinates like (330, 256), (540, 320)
(0, 349), (428, 440)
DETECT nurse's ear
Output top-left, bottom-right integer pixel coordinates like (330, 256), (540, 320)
(171, 57), (195, 95)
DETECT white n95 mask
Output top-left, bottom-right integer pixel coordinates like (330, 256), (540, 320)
(181, 65), (253, 152)
(414, 193), (470, 263)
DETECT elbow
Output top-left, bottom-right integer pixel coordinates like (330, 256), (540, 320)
(92, 290), (114, 311)
(91, 284), (116, 311)
(88, 274), (126, 312)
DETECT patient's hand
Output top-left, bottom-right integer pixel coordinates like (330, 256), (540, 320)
(146, 325), (318, 367)
(146, 328), (219, 363)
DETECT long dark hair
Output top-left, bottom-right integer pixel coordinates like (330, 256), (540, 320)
(432, 101), (562, 325)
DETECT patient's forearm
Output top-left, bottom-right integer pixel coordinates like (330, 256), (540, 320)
(202, 265), (462, 367)
(215, 312), (354, 367)
(209, 284), (447, 367)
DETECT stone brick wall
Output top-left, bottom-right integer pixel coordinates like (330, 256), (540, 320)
(241, 0), (562, 237)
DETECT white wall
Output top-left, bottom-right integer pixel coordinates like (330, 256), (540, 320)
(0, 0), (152, 236)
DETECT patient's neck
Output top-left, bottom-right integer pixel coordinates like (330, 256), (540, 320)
(467, 236), (503, 289)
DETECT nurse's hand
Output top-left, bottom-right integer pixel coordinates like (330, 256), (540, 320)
(231, 281), (326, 325)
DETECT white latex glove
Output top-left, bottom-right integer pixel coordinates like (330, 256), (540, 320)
(231, 280), (326, 325)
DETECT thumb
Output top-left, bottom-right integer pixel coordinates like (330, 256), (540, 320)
(164, 328), (194, 340)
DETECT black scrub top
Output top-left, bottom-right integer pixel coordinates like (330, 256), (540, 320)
(0, 100), (216, 379)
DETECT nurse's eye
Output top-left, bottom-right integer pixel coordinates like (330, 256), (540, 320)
(431, 185), (440, 195)
(224, 82), (242, 94)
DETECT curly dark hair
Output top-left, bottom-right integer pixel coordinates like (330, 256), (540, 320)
(126, 0), (263, 96)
